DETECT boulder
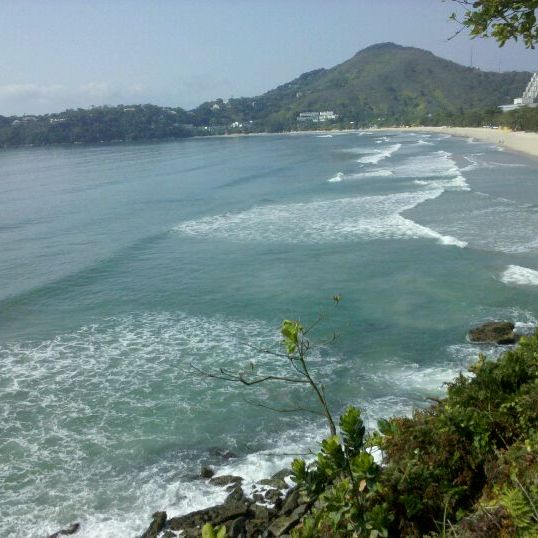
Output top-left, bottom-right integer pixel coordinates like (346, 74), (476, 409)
(259, 469), (290, 490)
(280, 488), (300, 515)
(267, 513), (302, 537)
(46, 523), (80, 538)
(209, 447), (239, 460)
(140, 512), (166, 538)
(167, 501), (249, 536)
(209, 475), (243, 488)
(468, 321), (520, 345)
(200, 465), (215, 479)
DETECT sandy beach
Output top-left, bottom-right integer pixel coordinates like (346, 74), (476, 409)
(381, 126), (538, 160)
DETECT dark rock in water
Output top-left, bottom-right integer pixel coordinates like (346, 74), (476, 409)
(468, 321), (520, 345)
(200, 465), (216, 479)
(143, 471), (308, 537)
(225, 485), (247, 504)
(259, 468), (290, 490)
(209, 474), (243, 488)
(140, 511), (166, 538)
(46, 523), (80, 537)
(264, 488), (283, 505)
(210, 447), (239, 460)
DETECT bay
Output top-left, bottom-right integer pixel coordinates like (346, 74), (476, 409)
(1, 131), (537, 536)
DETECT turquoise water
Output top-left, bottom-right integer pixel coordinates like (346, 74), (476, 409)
(1, 131), (538, 537)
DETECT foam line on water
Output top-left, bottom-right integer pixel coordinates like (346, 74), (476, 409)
(356, 143), (402, 164)
(501, 265), (538, 286)
(173, 190), (466, 247)
(327, 172), (344, 182)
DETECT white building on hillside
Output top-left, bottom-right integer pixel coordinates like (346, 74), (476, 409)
(297, 110), (338, 122)
(500, 73), (538, 112)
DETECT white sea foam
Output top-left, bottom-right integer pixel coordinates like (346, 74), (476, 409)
(173, 190), (466, 247)
(348, 169), (393, 179)
(388, 150), (470, 191)
(414, 174), (470, 191)
(416, 138), (434, 146)
(501, 265), (538, 286)
(327, 172), (344, 183)
(356, 143), (402, 164)
(462, 154), (527, 171)
(393, 150), (459, 178)
(316, 134), (333, 138)
(0, 312), (287, 538)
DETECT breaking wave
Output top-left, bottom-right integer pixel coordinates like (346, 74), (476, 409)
(501, 265), (538, 286)
(356, 144), (402, 164)
(173, 190), (466, 247)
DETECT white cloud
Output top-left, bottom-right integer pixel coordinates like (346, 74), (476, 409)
(0, 82), (146, 115)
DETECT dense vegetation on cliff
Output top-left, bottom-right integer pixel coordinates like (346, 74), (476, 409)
(0, 43), (533, 147)
(290, 334), (538, 537)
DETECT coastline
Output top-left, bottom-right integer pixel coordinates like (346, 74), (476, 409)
(375, 126), (538, 160)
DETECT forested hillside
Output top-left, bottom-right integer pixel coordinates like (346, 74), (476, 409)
(0, 43), (533, 146)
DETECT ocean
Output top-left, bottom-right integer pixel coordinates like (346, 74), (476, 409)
(1, 130), (538, 537)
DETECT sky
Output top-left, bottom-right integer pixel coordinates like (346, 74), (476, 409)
(1, 0), (537, 116)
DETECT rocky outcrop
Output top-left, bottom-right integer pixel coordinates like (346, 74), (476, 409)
(140, 512), (166, 538)
(139, 477), (310, 538)
(468, 321), (520, 345)
(46, 523), (80, 538)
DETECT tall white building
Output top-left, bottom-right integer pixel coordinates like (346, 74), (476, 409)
(500, 73), (538, 111)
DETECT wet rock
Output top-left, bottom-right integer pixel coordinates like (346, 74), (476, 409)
(468, 321), (520, 345)
(141, 511), (166, 538)
(209, 475), (243, 488)
(264, 488), (283, 505)
(259, 469), (290, 490)
(167, 502), (249, 536)
(200, 465), (215, 479)
(210, 447), (239, 460)
(46, 523), (80, 538)
(228, 515), (248, 537)
(225, 485), (247, 504)
(267, 513), (302, 537)
(252, 492), (265, 503)
(280, 488), (300, 515)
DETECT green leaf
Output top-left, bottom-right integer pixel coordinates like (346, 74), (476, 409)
(339, 406), (365, 455)
(281, 319), (303, 355)
(201, 523), (216, 538)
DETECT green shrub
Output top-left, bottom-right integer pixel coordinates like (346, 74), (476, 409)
(290, 334), (538, 537)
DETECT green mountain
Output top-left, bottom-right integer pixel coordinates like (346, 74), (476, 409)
(0, 43), (533, 146)
(192, 42), (531, 129)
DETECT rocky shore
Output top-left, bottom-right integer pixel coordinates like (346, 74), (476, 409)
(140, 470), (309, 538)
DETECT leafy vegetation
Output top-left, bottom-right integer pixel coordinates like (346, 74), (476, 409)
(290, 333), (538, 537)
(452, 0), (538, 48)
(0, 104), (202, 147)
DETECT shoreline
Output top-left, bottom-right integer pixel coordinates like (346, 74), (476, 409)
(374, 126), (538, 160)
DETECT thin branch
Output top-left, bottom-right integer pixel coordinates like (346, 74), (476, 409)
(242, 342), (289, 359)
(243, 398), (325, 416)
(514, 476), (538, 522)
(190, 361), (308, 385)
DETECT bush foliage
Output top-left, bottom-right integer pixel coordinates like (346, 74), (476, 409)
(291, 333), (538, 537)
